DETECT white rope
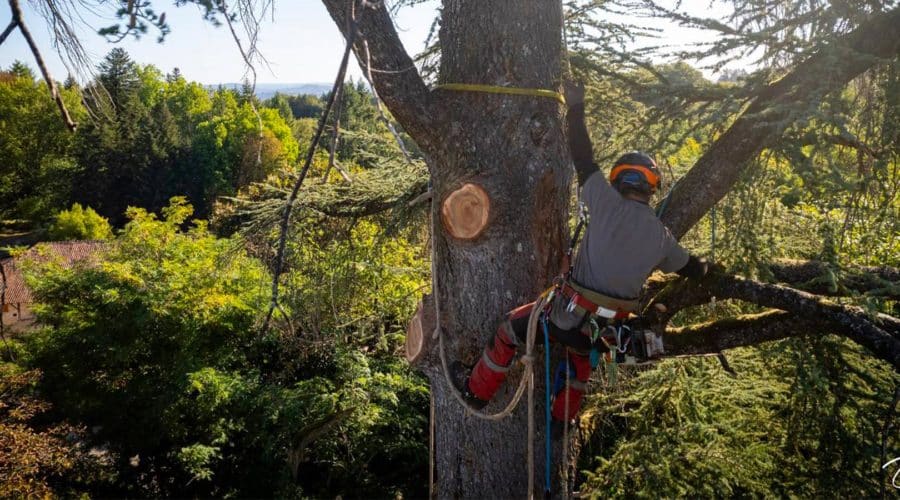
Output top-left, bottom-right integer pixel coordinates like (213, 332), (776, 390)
(429, 196), (547, 498)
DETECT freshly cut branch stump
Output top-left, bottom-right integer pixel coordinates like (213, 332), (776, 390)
(441, 183), (490, 240)
(406, 296), (436, 365)
(406, 300), (426, 364)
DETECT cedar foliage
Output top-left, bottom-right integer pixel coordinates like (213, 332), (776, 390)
(1, 0), (899, 497)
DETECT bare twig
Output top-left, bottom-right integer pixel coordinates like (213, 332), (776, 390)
(218, 0), (263, 166)
(716, 353), (736, 375)
(321, 83), (347, 183)
(362, 39), (413, 163)
(261, 0), (366, 334)
(331, 159), (353, 183)
(287, 407), (355, 480)
(8, 0), (76, 131)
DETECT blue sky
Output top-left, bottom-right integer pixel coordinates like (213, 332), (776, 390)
(1, 0), (439, 84)
(1, 0), (737, 85)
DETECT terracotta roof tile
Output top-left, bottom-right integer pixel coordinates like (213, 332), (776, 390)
(1, 241), (106, 305)
(1, 258), (30, 304)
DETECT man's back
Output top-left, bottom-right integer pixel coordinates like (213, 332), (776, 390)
(572, 172), (688, 300)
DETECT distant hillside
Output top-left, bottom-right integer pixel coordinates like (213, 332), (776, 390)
(207, 82), (332, 99)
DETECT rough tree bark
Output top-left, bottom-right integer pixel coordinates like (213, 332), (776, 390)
(319, 1), (900, 498)
(322, 1), (570, 497)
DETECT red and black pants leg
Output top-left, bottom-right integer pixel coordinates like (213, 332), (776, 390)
(466, 297), (596, 420)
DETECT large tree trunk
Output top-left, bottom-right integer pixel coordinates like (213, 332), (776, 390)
(322, 1), (571, 497)
(425, 2), (570, 497)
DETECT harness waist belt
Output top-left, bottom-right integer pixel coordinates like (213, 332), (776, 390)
(559, 281), (637, 319)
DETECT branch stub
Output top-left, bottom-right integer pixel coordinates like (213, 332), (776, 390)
(441, 183), (490, 240)
(406, 301), (425, 364)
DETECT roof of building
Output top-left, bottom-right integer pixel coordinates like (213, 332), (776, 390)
(1, 241), (106, 305)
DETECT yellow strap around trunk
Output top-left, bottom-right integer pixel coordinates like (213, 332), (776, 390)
(435, 83), (566, 105)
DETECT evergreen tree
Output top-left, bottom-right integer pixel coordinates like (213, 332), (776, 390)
(96, 48), (139, 109)
(8, 60), (33, 79)
(62, 74), (78, 90)
(238, 78), (257, 106)
(264, 92), (294, 122)
(166, 67), (182, 83)
(286, 93), (323, 119)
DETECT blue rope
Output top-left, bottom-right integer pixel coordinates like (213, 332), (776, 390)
(655, 178), (681, 218)
(542, 313), (552, 496)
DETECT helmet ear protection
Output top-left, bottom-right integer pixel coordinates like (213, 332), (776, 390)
(609, 151), (661, 195)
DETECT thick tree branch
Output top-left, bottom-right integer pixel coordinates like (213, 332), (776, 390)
(0, 18), (15, 45)
(767, 259), (899, 299)
(705, 274), (900, 369)
(8, 0), (76, 131)
(643, 268), (900, 368)
(663, 310), (809, 356)
(320, 0), (437, 151)
(644, 259), (900, 327)
(821, 133), (881, 159)
(642, 272), (715, 328)
(660, 7), (900, 239)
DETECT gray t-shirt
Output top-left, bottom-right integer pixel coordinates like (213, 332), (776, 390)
(571, 171), (689, 300)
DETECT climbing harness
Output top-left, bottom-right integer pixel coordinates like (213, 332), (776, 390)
(561, 281), (632, 319)
(435, 83), (566, 106)
(596, 322), (665, 367)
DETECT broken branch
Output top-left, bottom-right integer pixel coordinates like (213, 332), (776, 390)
(8, 0), (77, 131)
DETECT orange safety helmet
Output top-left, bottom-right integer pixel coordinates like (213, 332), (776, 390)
(609, 151), (661, 195)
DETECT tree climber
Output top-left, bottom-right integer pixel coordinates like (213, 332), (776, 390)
(451, 82), (709, 423)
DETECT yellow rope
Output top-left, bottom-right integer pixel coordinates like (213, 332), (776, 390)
(435, 83), (566, 105)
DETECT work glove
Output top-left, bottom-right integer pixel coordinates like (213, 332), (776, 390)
(677, 255), (709, 279)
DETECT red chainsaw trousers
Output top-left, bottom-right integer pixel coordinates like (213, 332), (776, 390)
(467, 301), (593, 422)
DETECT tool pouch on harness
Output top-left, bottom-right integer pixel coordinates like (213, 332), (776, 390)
(596, 322), (665, 365)
(555, 279), (666, 366)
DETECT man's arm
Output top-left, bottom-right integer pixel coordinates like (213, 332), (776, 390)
(658, 231), (707, 280)
(565, 82), (599, 187)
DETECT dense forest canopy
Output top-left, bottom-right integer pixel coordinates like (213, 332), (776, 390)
(0, 0), (898, 497)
